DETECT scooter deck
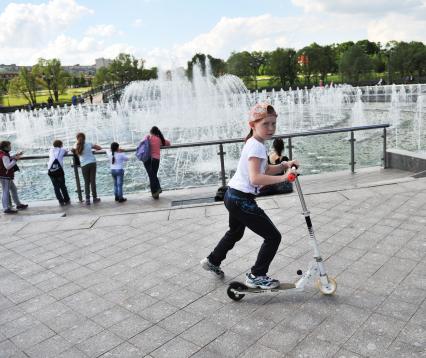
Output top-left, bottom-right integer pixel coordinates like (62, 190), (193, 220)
(231, 282), (296, 293)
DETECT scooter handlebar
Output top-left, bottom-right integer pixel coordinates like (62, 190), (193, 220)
(287, 172), (297, 182)
(287, 165), (298, 182)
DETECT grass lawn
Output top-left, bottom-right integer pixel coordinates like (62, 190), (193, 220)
(0, 87), (91, 107)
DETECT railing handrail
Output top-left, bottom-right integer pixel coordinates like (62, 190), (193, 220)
(18, 124), (391, 160)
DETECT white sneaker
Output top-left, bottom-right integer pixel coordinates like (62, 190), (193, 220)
(245, 273), (280, 289)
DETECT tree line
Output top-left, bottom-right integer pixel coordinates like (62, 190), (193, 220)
(1, 39), (425, 106)
(189, 40), (426, 89)
(1, 54), (158, 106)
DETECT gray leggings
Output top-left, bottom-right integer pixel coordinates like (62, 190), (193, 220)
(81, 162), (97, 199)
(1, 178), (21, 210)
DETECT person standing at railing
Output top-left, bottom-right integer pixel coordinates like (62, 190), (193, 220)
(201, 103), (298, 289)
(0, 141), (28, 214)
(258, 138), (293, 196)
(73, 132), (102, 205)
(143, 126), (171, 199)
(47, 140), (70, 206)
(107, 142), (128, 203)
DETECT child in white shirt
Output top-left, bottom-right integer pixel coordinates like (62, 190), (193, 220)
(201, 103), (299, 289)
(108, 142), (129, 202)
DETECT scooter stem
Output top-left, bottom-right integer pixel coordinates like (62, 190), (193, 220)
(293, 172), (328, 277)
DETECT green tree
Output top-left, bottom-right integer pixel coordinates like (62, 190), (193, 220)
(269, 48), (297, 88)
(248, 51), (265, 89)
(8, 68), (38, 105)
(141, 67), (158, 80)
(187, 53), (225, 79)
(297, 45), (317, 85)
(33, 58), (69, 102)
(333, 41), (355, 62)
(355, 40), (381, 55)
(371, 53), (386, 73)
(109, 53), (144, 85)
(339, 45), (373, 83)
(0, 79), (8, 105)
(387, 41), (426, 80)
(226, 51), (253, 85)
(93, 67), (112, 87)
(0, 78), (8, 97)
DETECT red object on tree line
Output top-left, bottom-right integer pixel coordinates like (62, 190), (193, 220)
(297, 54), (309, 65)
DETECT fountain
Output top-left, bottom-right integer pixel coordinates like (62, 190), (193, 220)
(0, 60), (425, 202)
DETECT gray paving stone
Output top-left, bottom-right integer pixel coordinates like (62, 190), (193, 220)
(398, 322), (426, 348)
(129, 325), (175, 355)
(31, 301), (70, 322)
(150, 336), (199, 358)
(376, 297), (419, 321)
(240, 343), (283, 358)
(179, 318), (226, 347)
(332, 348), (363, 358)
(49, 282), (82, 300)
(44, 309), (85, 332)
(24, 334), (72, 358)
(360, 312), (406, 339)
(76, 330), (123, 357)
(92, 306), (133, 328)
(288, 337), (340, 358)
(258, 323), (307, 354)
(56, 347), (88, 358)
(139, 301), (180, 324)
(17, 294), (56, 314)
(0, 314), (40, 338)
(59, 319), (104, 344)
(109, 314), (153, 340)
(0, 339), (20, 358)
(384, 339), (426, 358)
(157, 309), (202, 335)
(99, 342), (143, 358)
(121, 294), (159, 314)
(10, 324), (55, 349)
(206, 330), (254, 357)
(0, 307), (25, 325)
(411, 305), (426, 327)
(343, 329), (394, 357)
(7, 286), (44, 305)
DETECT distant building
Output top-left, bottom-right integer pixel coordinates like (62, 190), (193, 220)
(0, 64), (20, 80)
(95, 58), (113, 70)
(63, 64), (96, 76)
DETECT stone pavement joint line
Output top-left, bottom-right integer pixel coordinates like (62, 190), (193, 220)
(0, 169), (425, 357)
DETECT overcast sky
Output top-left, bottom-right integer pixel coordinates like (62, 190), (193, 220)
(1, 0), (425, 68)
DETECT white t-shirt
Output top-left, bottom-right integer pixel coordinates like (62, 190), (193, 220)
(107, 151), (129, 170)
(47, 147), (68, 169)
(228, 137), (268, 195)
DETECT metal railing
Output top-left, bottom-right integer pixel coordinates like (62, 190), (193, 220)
(19, 124), (390, 202)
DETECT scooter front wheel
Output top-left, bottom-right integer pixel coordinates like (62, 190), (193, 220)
(317, 277), (337, 295)
(227, 282), (247, 301)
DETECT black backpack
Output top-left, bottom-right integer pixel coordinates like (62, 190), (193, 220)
(48, 156), (64, 178)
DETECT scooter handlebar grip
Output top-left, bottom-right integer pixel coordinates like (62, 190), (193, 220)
(287, 173), (297, 182)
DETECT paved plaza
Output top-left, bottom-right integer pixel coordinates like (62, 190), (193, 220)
(0, 167), (425, 357)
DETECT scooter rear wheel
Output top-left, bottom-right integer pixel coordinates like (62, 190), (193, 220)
(227, 282), (247, 301)
(317, 277), (337, 295)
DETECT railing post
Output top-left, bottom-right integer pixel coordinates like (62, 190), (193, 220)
(349, 131), (356, 173)
(382, 127), (388, 168)
(72, 155), (83, 202)
(288, 137), (293, 160)
(218, 143), (227, 187)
